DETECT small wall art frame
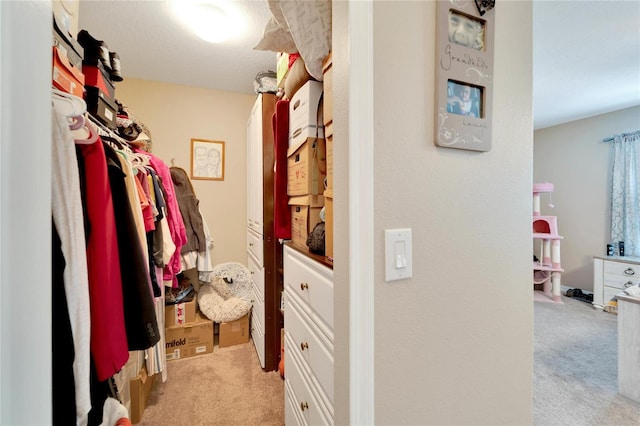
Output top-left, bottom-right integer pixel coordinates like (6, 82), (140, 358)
(190, 138), (225, 181)
(435, 0), (495, 152)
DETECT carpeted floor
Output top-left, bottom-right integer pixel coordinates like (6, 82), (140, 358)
(139, 340), (284, 425)
(534, 294), (640, 425)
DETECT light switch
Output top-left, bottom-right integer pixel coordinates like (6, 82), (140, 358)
(385, 228), (412, 281)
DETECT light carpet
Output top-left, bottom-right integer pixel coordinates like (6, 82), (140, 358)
(534, 295), (640, 425)
(139, 341), (284, 426)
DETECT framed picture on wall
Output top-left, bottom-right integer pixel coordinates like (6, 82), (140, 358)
(190, 138), (225, 181)
(435, 0), (495, 152)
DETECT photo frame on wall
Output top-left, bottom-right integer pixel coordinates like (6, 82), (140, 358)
(435, 0), (495, 151)
(190, 138), (225, 181)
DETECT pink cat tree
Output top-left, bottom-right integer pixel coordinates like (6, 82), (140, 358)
(533, 182), (563, 302)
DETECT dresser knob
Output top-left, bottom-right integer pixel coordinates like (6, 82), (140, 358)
(249, 243), (254, 247)
(300, 342), (309, 351)
(300, 282), (309, 291)
(625, 281), (634, 288)
(624, 268), (635, 276)
(300, 401), (309, 411)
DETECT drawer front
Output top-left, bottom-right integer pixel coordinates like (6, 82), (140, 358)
(285, 380), (305, 426)
(284, 246), (334, 334)
(285, 333), (333, 426)
(286, 290), (334, 406)
(248, 253), (265, 301)
(604, 260), (640, 278)
(252, 284), (265, 328)
(247, 229), (264, 266)
(603, 273), (640, 290)
(251, 313), (265, 369)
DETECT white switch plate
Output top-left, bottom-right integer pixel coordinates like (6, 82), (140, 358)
(385, 228), (412, 281)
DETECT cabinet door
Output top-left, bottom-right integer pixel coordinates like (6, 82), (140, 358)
(247, 95), (264, 234)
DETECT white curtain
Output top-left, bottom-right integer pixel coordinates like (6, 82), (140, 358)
(610, 130), (640, 257)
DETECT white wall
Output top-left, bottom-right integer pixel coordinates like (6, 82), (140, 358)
(372, 1), (533, 424)
(534, 106), (640, 291)
(0, 1), (52, 424)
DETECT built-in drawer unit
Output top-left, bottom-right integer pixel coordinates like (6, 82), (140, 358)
(247, 228), (264, 266)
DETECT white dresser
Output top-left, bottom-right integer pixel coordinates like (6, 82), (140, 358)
(284, 245), (334, 425)
(592, 255), (640, 310)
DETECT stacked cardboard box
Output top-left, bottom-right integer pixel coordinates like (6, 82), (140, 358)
(218, 314), (251, 348)
(322, 53), (334, 258)
(165, 307), (214, 361)
(287, 80), (327, 250)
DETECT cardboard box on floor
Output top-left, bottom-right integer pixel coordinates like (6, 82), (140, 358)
(165, 299), (196, 326)
(130, 364), (155, 424)
(165, 312), (214, 361)
(219, 314), (250, 348)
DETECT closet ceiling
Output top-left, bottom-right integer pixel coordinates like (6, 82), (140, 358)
(78, 1), (640, 130)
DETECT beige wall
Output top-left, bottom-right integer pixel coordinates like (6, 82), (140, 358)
(534, 106), (640, 292)
(371, 1), (533, 424)
(116, 79), (257, 266)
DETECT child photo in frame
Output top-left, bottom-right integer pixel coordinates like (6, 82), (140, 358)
(446, 80), (482, 118)
(448, 9), (485, 51)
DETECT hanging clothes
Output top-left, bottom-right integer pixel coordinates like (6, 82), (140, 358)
(52, 104), (92, 425)
(170, 167), (206, 254)
(103, 143), (160, 350)
(77, 136), (129, 382)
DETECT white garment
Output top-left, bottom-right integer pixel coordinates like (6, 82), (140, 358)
(180, 213), (214, 283)
(52, 105), (92, 426)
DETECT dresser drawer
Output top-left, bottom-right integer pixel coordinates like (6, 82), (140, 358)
(284, 333), (333, 425)
(285, 380), (305, 426)
(284, 246), (333, 334)
(604, 260), (640, 278)
(286, 290), (334, 407)
(247, 252), (265, 301)
(251, 313), (265, 369)
(603, 273), (640, 290)
(252, 283), (265, 327)
(247, 229), (264, 266)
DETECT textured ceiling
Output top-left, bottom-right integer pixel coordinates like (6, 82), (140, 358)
(78, 1), (640, 130)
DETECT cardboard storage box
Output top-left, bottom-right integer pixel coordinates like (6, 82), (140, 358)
(324, 190), (333, 259)
(289, 195), (324, 248)
(165, 313), (214, 361)
(287, 137), (326, 196)
(322, 53), (333, 128)
(165, 299), (196, 326)
(219, 314), (250, 348)
(325, 126), (333, 191)
(289, 80), (324, 152)
(129, 364), (155, 424)
(52, 46), (85, 98)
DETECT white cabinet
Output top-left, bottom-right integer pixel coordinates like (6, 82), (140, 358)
(592, 256), (640, 310)
(284, 245), (334, 425)
(247, 93), (283, 372)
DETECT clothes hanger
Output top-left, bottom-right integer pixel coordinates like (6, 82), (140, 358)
(52, 89), (86, 130)
(72, 118), (99, 145)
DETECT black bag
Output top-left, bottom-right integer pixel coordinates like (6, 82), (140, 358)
(306, 222), (325, 255)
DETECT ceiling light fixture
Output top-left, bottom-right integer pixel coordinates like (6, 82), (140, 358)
(170, 0), (246, 44)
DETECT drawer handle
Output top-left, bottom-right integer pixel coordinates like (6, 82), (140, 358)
(625, 281), (634, 288)
(300, 282), (309, 291)
(624, 268), (635, 276)
(300, 401), (309, 411)
(300, 342), (309, 351)
(249, 243), (254, 247)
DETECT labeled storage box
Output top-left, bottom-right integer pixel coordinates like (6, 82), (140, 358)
(165, 313), (214, 361)
(219, 314), (250, 348)
(289, 80), (324, 152)
(324, 190), (333, 259)
(85, 86), (117, 129)
(165, 299), (196, 327)
(129, 364), (155, 424)
(52, 46), (85, 98)
(289, 195), (324, 248)
(322, 52), (333, 128)
(287, 137), (326, 196)
(53, 16), (84, 70)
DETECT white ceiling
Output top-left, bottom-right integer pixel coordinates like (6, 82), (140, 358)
(78, 0), (640, 130)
